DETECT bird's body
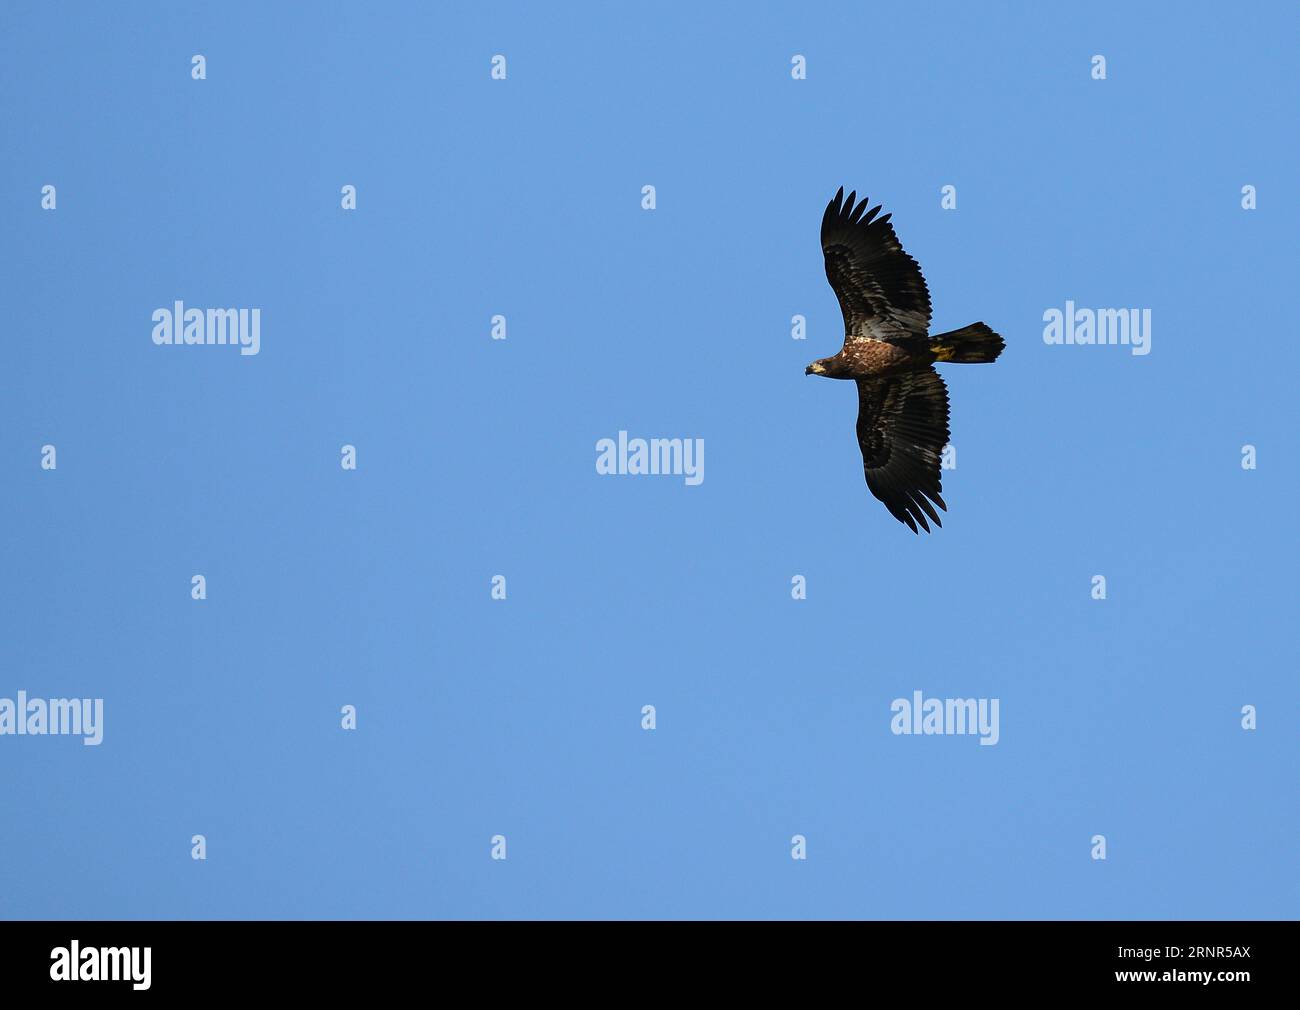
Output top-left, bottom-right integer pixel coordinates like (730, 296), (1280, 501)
(810, 335), (930, 378)
(807, 187), (1004, 533)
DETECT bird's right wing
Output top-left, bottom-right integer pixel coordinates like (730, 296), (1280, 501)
(856, 368), (950, 533)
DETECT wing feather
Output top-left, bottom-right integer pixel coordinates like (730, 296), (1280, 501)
(856, 368), (950, 533)
(822, 187), (931, 342)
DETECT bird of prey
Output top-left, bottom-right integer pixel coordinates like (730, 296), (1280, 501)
(806, 187), (1004, 533)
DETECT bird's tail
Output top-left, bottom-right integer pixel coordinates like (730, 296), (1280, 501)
(929, 322), (1004, 363)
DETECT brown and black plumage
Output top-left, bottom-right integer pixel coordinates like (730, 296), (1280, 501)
(806, 187), (1004, 533)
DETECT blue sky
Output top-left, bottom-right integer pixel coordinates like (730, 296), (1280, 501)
(0, 1), (1295, 919)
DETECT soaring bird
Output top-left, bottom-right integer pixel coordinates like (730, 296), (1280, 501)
(806, 187), (1004, 533)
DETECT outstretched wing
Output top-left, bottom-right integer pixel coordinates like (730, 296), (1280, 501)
(856, 368), (950, 533)
(822, 187), (931, 342)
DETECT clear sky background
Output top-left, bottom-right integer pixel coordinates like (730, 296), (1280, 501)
(1, 1), (1295, 919)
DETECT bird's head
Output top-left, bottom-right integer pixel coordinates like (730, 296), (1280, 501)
(805, 359), (830, 377)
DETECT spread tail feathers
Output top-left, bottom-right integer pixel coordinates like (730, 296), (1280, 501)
(930, 322), (1004, 363)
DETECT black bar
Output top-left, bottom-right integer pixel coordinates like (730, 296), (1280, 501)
(0, 920), (1282, 995)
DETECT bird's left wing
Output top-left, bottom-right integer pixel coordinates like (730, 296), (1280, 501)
(822, 187), (931, 343)
(856, 368), (950, 533)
